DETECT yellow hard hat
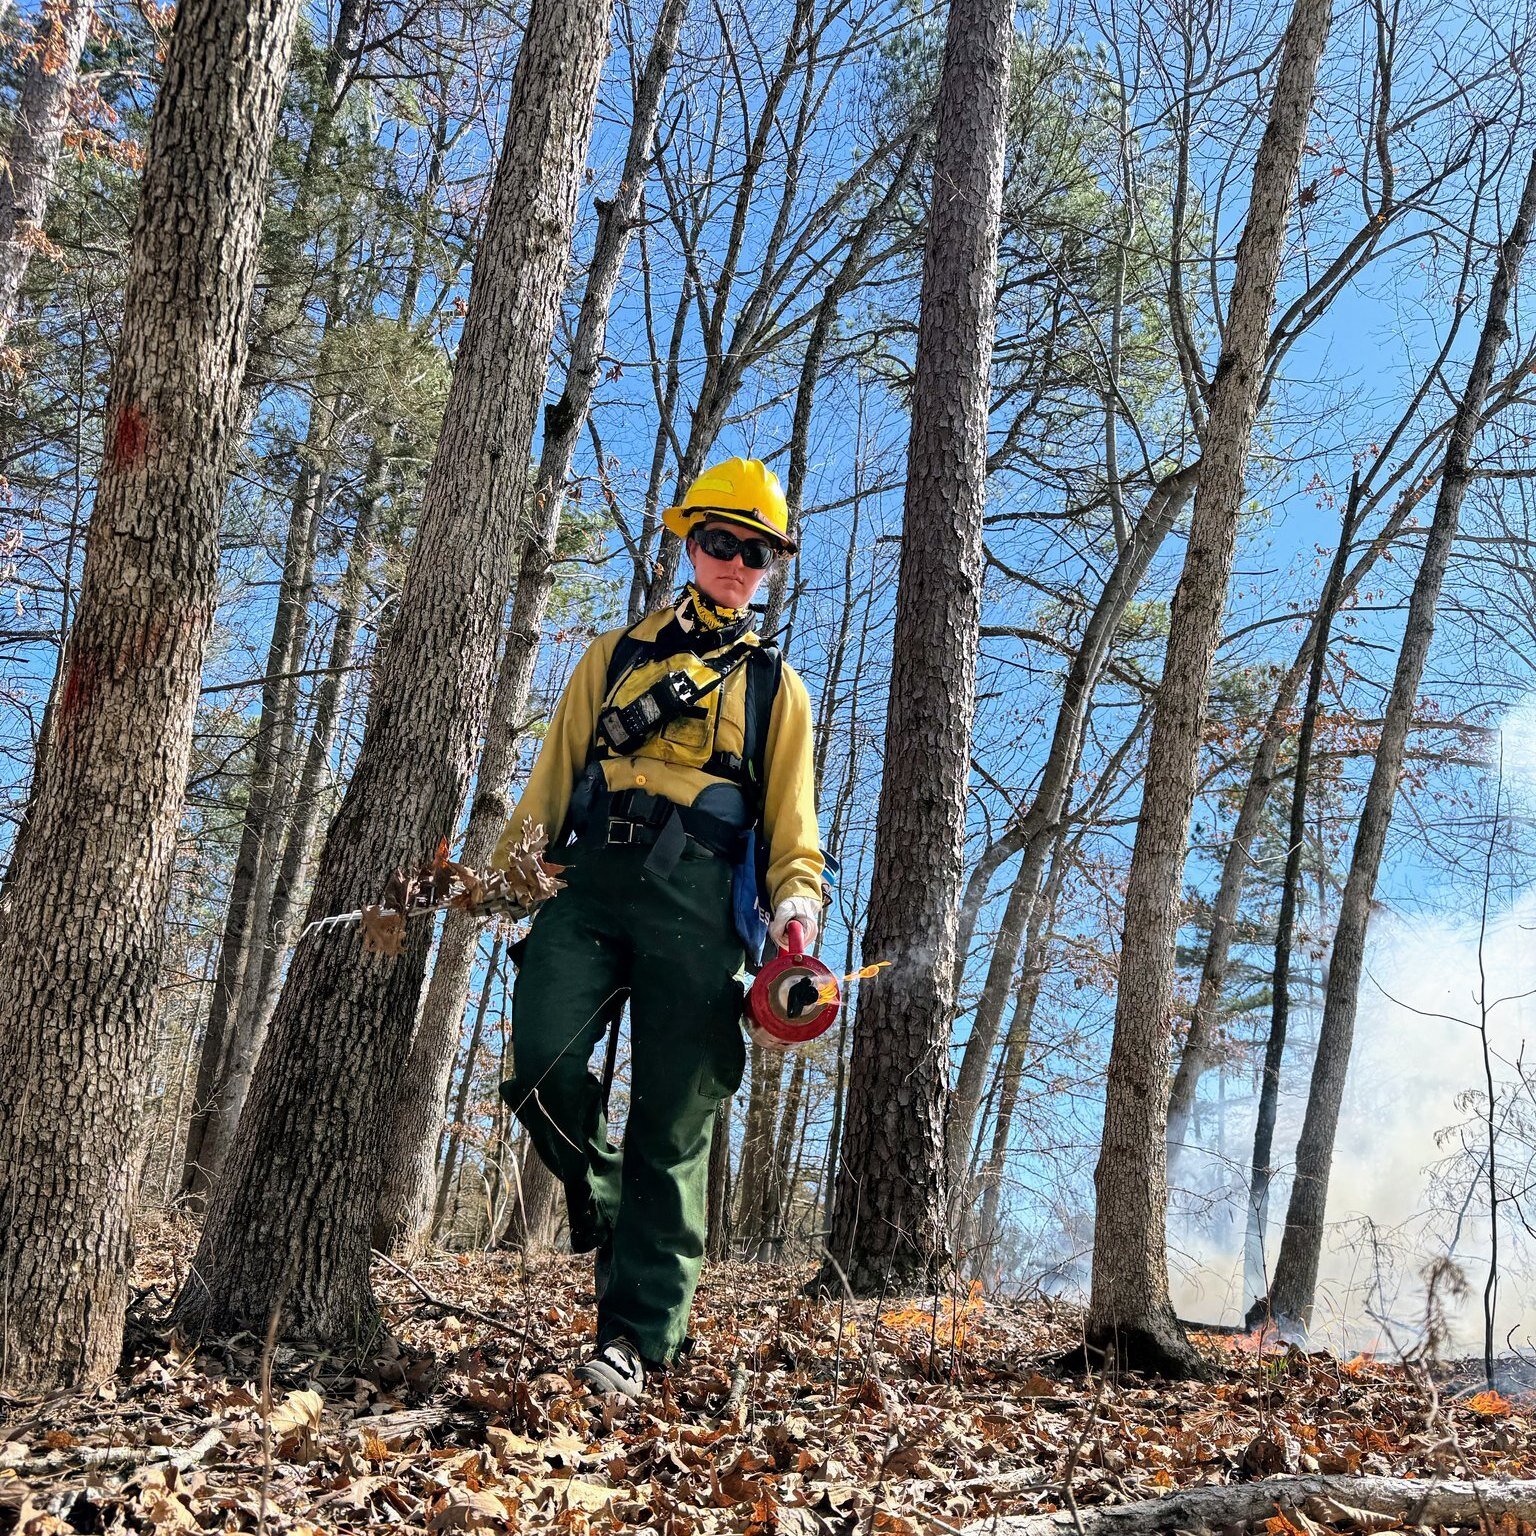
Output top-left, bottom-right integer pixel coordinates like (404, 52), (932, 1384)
(662, 456), (796, 551)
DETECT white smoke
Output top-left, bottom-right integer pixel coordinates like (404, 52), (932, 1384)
(1169, 808), (1536, 1358)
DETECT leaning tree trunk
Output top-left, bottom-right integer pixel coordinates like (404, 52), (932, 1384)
(373, 0), (686, 1251)
(1086, 0), (1332, 1378)
(1264, 149), (1536, 1334)
(0, 0), (94, 348)
(822, 0), (1012, 1295)
(175, 0), (615, 1345)
(1243, 483), (1360, 1319)
(0, 0), (302, 1391)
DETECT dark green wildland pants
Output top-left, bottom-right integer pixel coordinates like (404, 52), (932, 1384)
(500, 839), (746, 1364)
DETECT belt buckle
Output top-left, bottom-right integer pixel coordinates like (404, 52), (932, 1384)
(608, 818), (634, 846)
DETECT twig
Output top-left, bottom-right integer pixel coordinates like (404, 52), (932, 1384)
(257, 1299), (282, 1536)
(371, 1249), (534, 1345)
(1059, 1350), (1108, 1536)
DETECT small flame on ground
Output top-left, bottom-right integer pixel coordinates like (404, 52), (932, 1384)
(1466, 1390), (1513, 1417)
(880, 1280), (986, 1351)
(1190, 1327), (1286, 1357)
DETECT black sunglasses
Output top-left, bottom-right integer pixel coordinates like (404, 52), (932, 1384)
(693, 525), (777, 569)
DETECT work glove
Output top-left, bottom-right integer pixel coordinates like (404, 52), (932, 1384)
(769, 896), (820, 954)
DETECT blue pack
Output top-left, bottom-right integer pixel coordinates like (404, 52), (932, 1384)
(732, 826), (770, 967)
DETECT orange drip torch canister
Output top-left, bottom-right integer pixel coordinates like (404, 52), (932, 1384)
(745, 920), (839, 1050)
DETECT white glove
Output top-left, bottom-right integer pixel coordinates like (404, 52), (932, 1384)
(769, 897), (820, 953)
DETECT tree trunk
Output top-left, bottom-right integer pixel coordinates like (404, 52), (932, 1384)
(372, 0), (686, 1250)
(0, 0), (303, 1391)
(1085, 0), (1332, 1377)
(176, 0), (614, 1346)
(734, 1045), (785, 1243)
(823, 0), (1012, 1295)
(1243, 484), (1360, 1319)
(499, 1141), (560, 1252)
(1265, 149), (1536, 1333)
(758, 1052), (808, 1259)
(0, 0), (94, 347)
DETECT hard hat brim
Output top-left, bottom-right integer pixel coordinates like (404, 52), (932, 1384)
(665, 503), (797, 553)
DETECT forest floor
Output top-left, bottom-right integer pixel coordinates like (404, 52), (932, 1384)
(3, 1215), (1536, 1535)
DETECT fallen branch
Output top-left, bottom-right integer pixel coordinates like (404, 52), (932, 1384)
(3, 1424), (226, 1479)
(371, 1249), (534, 1346)
(967, 1474), (1536, 1534)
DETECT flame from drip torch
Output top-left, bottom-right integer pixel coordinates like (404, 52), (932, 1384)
(817, 959), (892, 1007)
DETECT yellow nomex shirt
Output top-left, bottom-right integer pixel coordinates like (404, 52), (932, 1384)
(491, 608), (824, 910)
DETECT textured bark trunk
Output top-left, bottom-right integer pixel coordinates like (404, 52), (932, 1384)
(0, 0), (94, 347)
(1085, 0), (1331, 1377)
(756, 1052), (808, 1260)
(1242, 486), (1360, 1319)
(734, 1045), (785, 1242)
(823, 0), (1012, 1296)
(1264, 150), (1536, 1333)
(372, 0), (686, 1251)
(176, 0), (614, 1345)
(0, 0), (302, 1391)
(1164, 482), (1431, 1163)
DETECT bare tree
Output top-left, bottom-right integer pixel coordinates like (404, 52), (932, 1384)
(1085, 0), (1332, 1376)
(823, 0), (1013, 1293)
(175, 0), (616, 1343)
(0, 0), (304, 1389)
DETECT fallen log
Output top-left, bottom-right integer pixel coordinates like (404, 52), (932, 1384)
(969, 1474), (1536, 1534)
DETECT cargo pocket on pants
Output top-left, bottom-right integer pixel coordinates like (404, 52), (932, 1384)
(696, 982), (748, 1100)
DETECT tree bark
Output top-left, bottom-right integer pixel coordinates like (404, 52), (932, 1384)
(1243, 483), (1360, 1319)
(372, 0), (686, 1251)
(0, 0), (303, 1390)
(1264, 149), (1536, 1333)
(1085, 0), (1332, 1377)
(0, 0), (94, 348)
(823, 0), (1012, 1295)
(175, 0), (615, 1346)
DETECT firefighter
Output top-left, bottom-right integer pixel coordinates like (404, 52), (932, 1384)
(492, 456), (824, 1399)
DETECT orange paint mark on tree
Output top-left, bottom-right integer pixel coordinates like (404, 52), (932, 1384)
(107, 402), (151, 471)
(58, 643), (100, 725)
